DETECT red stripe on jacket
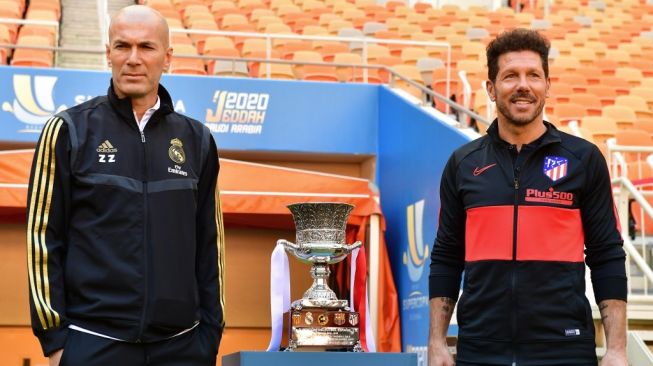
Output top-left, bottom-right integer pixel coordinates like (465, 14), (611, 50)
(466, 205), (584, 262)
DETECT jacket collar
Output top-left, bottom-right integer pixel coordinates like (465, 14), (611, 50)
(107, 80), (175, 126)
(486, 119), (561, 149)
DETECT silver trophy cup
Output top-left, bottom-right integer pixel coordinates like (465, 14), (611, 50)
(279, 202), (363, 352)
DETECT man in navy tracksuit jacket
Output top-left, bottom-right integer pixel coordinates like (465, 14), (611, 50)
(428, 29), (627, 366)
(26, 6), (224, 365)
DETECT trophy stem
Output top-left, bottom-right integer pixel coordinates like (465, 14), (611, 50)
(303, 263), (338, 302)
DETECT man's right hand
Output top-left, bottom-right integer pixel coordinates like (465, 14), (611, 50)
(49, 349), (63, 366)
(428, 343), (454, 366)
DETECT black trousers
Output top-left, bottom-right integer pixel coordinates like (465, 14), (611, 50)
(60, 327), (217, 366)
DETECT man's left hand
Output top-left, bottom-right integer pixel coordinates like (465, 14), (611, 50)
(600, 349), (628, 366)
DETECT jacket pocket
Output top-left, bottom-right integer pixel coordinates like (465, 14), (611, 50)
(516, 262), (592, 341)
(150, 298), (197, 330)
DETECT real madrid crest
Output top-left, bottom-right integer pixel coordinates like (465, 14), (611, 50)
(168, 138), (185, 164)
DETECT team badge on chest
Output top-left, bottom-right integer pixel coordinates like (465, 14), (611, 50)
(543, 156), (568, 182)
(168, 138), (186, 164)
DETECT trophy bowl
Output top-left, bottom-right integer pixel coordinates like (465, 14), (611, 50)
(278, 202), (363, 352)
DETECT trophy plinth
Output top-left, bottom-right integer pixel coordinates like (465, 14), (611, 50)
(280, 202), (363, 352)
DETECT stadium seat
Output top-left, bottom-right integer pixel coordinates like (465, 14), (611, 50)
(400, 47), (428, 66)
(580, 116), (618, 144)
(578, 91), (607, 115)
(602, 105), (637, 129)
(291, 50), (322, 78)
(170, 44), (207, 75)
(258, 62), (295, 80)
(614, 67), (644, 87)
(11, 35), (53, 68)
(615, 95), (653, 119)
(0, 24), (10, 63)
(211, 49), (250, 77)
(629, 87), (653, 110)
(553, 103), (587, 125)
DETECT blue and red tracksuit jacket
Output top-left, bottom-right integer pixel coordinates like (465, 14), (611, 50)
(429, 121), (627, 365)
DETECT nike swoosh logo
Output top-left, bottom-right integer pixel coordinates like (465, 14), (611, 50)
(473, 163), (497, 176)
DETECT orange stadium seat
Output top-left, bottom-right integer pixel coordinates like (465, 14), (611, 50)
(630, 87), (653, 110)
(11, 35), (53, 68)
(291, 50), (322, 78)
(258, 62), (296, 79)
(602, 105), (637, 130)
(615, 95), (653, 119)
(0, 24), (9, 64)
(553, 103), (587, 125)
(580, 116), (618, 144)
(571, 94), (604, 116)
(400, 46), (427, 66)
(585, 84), (618, 107)
(615, 67), (644, 87)
(170, 44), (207, 75)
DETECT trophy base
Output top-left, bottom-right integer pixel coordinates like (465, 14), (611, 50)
(292, 298), (349, 309)
(284, 342), (364, 352)
(287, 308), (362, 352)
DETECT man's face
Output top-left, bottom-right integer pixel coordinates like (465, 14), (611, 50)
(486, 50), (550, 127)
(106, 14), (171, 100)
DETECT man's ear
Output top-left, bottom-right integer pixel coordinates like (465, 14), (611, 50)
(486, 80), (495, 102)
(106, 43), (111, 67)
(163, 46), (172, 71)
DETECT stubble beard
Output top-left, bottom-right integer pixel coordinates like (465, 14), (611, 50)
(495, 92), (546, 127)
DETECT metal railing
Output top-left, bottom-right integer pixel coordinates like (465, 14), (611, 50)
(610, 143), (653, 298)
(1, 42), (489, 128)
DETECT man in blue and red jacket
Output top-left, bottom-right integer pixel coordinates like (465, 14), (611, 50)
(428, 29), (627, 366)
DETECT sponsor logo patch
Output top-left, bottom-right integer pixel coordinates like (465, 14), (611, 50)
(543, 156), (568, 182)
(525, 187), (574, 206)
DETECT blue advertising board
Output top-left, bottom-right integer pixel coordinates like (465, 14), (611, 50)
(376, 87), (470, 365)
(0, 66), (377, 155)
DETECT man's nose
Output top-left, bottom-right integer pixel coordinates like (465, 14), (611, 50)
(516, 74), (530, 90)
(126, 46), (140, 64)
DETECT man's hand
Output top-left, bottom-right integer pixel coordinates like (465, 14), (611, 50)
(600, 349), (627, 366)
(49, 349), (63, 366)
(598, 299), (627, 366)
(428, 343), (454, 366)
(428, 297), (456, 366)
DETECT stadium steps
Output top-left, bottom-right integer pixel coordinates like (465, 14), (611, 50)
(57, 0), (104, 69)
(56, 0), (132, 70)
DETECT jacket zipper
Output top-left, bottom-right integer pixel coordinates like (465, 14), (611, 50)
(512, 161), (520, 366)
(137, 129), (148, 342)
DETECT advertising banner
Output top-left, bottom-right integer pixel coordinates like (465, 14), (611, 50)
(0, 66), (377, 155)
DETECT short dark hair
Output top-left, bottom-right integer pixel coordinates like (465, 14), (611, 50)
(486, 28), (550, 82)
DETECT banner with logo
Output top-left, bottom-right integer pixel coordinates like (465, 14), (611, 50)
(376, 88), (471, 364)
(0, 66), (378, 155)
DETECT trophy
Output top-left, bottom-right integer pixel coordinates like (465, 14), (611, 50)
(279, 202), (364, 352)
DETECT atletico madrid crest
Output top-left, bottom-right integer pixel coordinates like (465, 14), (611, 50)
(543, 156), (568, 182)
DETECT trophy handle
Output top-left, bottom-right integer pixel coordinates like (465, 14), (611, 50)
(348, 240), (362, 252)
(278, 239), (304, 254)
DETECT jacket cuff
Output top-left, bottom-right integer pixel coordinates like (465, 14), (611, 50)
(592, 275), (628, 304)
(429, 275), (461, 300)
(38, 326), (69, 357)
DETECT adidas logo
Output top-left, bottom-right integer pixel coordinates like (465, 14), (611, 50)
(96, 140), (118, 153)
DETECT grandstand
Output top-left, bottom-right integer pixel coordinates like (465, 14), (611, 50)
(2, 0), (653, 364)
